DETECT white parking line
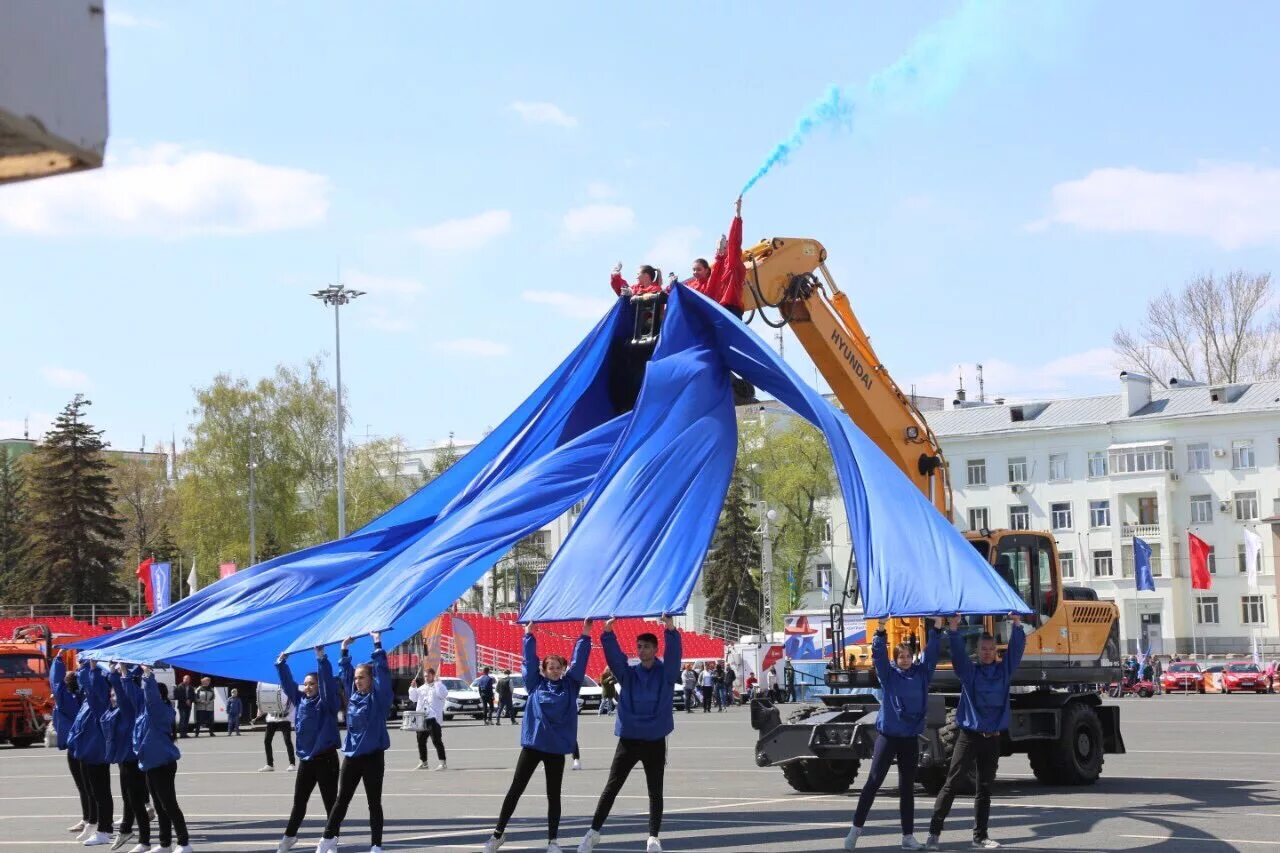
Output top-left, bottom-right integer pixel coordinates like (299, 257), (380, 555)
(1121, 834), (1280, 846)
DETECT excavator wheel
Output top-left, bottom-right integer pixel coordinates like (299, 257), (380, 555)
(1028, 701), (1105, 786)
(917, 765), (947, 796)
(779, 758), (859, 793)
(780, 761), (814, 792)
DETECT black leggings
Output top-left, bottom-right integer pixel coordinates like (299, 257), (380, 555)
(323, 751), (385, 845)
(67, 753), (92, 823)
(82, 761), (113, 833)
(146, 762), (189, 847)
(494, 747), (565, 840)
(591, 737), (666, 836)
(929, 729), (1000, 840)
(119, 759), (151, 843)
(285, 750), (340, 838)
(416, 720), (446, 762)
(853, 734), (919, 834)
(265, 721), (296, 767)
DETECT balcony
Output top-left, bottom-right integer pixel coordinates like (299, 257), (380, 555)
(1121, 523), (1160, 540)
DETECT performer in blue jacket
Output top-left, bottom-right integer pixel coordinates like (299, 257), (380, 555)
(275, 646), (343, 853)
(844, 619), (943, 851)
(135, 667), (191, 853)
(68, 658), (114, 846)
(483, 619), (592, 853)
(927, 613), (1025, 851)
(578, 615), (681, 853)
(316, 631), (392, 853)
(105, 663), (152, 853)
(51, 651), (95, 837)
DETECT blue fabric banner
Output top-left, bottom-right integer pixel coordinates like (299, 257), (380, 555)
(1133, 536), (1155, 591)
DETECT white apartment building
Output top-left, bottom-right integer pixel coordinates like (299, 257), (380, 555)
(923, 373), (1280, 656)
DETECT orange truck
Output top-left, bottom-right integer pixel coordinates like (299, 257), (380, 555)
(0, 624), (58, 747)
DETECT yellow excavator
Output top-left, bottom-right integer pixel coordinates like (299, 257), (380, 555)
(741, 237), (1125, 794)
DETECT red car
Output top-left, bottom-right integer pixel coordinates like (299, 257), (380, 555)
(1220, 662), (1268, 694)
(1162, 661), (1203, 693)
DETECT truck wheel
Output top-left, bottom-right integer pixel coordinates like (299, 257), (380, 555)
(1028, 702), (1104, 786)
(802, 758), (859, 793)
(780, 761), (814, 792)
(937, 711), (977, 795)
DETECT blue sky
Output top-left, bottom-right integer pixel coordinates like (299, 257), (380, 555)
(4, 2), (1279, 451)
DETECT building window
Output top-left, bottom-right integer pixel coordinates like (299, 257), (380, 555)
(1187, 443), (1210, 472)
(1190, 494), (1214, 525)
(1232, 439), (1255, 470)
(1241, 595), (1266, 625)
(1207, 545), (1217, 575)
(1109, 444), (1174, 474)
(1088, 451), (1108, 478)
(1060, 551), (1075, 579)
(968, 507), (990, 531)
(1196, 596), (1219, 625)
(1089, 499), (1110, 528)
(1049, 453), (1068, 481)
(1050, 502), (1073, 531)
(1007, 457), (1028, 483)
(1234, 491), (1259, 521)
(967, 459), (987, 486)
(1149, 544), (1163, 577)
(1092, 550), (1114, 577)
(1009, 506), (1030, 530)
(1238, 544), (1250, 574)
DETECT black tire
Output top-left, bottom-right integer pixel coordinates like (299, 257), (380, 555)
(780, 761), (814, 792)
(917, 765), (947, 796)
(8, 736), (37, 748)
(1137, 687), (1152, 698)
(937, 710), (977, 795)
(443, 714), (453, 721)
(801, 758), (860, 793)
(1028, 702), (1105, 786)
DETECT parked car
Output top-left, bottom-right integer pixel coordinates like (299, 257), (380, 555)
(1220, 662), (1267, 694)
(577, 675), (603, 713)
(1201, 664), (1226, 694)
(1161, 662), (1203, 693)
(440, 677), (484, 721)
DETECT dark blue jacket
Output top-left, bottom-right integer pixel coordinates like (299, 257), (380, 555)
(278, 654), (341, 760)
(521, 633), (590, 754)
(132, 673), (181, 771)
(68, 661), (109, 764)
(952, 626), (1026, 733)
(603, 629), (682, 741)
(340, 646), (392, 757)
(225, 696), (242, 721)
(49, 656), (81, 751)
(101, 669), (143, 763)
(873, 628), (943, 737)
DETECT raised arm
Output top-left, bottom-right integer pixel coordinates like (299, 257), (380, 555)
(1003, 615), (1027, 675)
(314, 650), (335, 713)
(870, 629), (892, 684)
(50, 651), (65, 694)
(567, 619), (593, 684)
(948, 622), (974, 681)
(921, 621), (944, 680)
(276, 652), (298, 701)
(370, 632), (392, 709)
(601, 619), (629, 679)
(141, 669), (168, 715)
(610, 263), (630, 297)
(109, 666), (135, 716)
(339, 646), (354, 699)
(522, 625), (542, 691)
(661, 616), (682, 683)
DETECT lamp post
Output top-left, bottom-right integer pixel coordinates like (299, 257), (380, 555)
(247, 424), (257, 566)
(759, 501), (777, 637)
(311, 283), (365, 538)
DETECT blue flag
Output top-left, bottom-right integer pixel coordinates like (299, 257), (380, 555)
(1133, 537), (1155, 591)
(150, 562), (172, 612)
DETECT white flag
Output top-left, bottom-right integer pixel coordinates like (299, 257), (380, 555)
(187, 558), (199, 596)
(1243, 528), (1262, 590)
(1253, 633), (1262, 667)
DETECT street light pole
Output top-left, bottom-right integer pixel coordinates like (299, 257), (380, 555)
(311, 283), (365, 538)
(760, 501), (777, 637)
(247, 424), (257, 566)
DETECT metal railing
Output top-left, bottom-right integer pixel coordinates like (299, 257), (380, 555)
(694, 614), (757, 643)
(1121, 524), (1160, 539)
(0, 603), (146, 622)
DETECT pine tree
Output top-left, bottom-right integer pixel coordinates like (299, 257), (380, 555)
(0, 451), (33, 602)
(702, 468), (762, 628)
(26, 396), (126, 603)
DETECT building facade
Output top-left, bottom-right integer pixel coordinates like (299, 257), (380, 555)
(924, 374), (1280, 656)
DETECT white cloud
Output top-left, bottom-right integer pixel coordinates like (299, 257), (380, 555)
(412, 210), (512, 251)
(911, 348), (1118, 402)
(41, 367), (90, 390)
(0, 144), (330, 237)
(586, 182), (617, 200)
(522, 290), (615, 321)
(562, 204), (635, 238)
(510, 101), (578, 128)
(343, 269), (426, 299)
(645, 226), (703, 278)
(1031, 163), (1280, 249)
(433, 338), (510, 357)
(109, 10), (162, 28)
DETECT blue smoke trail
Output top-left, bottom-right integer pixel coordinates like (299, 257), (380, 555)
(741, 0), (1011, 195)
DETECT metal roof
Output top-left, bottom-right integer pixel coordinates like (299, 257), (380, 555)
(925, 380), (1280, 437)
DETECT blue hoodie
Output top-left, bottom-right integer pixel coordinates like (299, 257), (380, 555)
(521, 632), (590, 755)
(278, 653), (341, 760)
(49, 656), (81, 751)
(101, 668), (143, 764)
(339, 646), (392, 757)
(68, 661), (109, 764)
(132, 673), (181, 771)
(951, 626), (1026, 734)
(872, 628), (942, 738)
(603, 628), (682, 741)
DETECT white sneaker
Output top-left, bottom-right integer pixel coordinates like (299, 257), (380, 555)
(148, 846), (165, 853)
(646, 837), (662, 853)
(77, 826), (95, 842)
(369, 847), (382, 853)
(277, 837), (297, 853)
(481, 836), (505, 853)
(972, 840), (1001, 849)
(902, 836), (925, 851)
(174, 846), (194, 853)
(69, 820), (88, 833)
(844, 826), (861, 850)
(547, 843), (563, 853)
(435, 762), (447, 771)
(576, 830), (600, 853)
(415, 760), (429, 770)
(83, 833), (112, 847)
(258, 764), (275, 772)
(925, 837), (941, 851)
(315, 839), (338, 853)
(111, 831), (135, 850)
(571, 759), (582, 771)
(286, 764), (297, 772)
(127, 845), (150, 853)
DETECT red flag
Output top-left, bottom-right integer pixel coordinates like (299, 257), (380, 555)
(135, 557), (155, 611)
(1188, 533), (1212, 590)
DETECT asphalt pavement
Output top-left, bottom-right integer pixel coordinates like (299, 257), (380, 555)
(3, 693), (1278, 852)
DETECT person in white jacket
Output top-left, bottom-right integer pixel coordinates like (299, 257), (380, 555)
(408, 667), (449, 770)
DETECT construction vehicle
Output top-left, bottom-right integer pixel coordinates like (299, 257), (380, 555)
(0, 624), (56, 748)
(740, 237), (1124, 794)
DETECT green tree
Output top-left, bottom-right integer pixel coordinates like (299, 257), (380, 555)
(25, 396), (126, 603)
(113, 451), (177, 587)
(319, 436), (419, 534)
(0, 451), (33, 602)
(701, 467), (762, 628)
(425, 433), (462, 482)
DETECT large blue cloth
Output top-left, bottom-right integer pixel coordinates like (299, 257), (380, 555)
(75, 285), (1026, 683)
